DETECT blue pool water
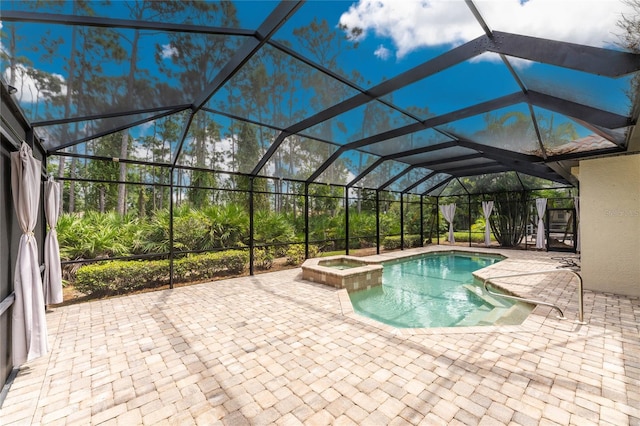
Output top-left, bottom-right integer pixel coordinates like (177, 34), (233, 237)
(348, 252), (508, 328)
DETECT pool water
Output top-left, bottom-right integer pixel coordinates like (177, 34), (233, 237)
(329, 264), (357, 270)
(320, 260), (363, 270)
(348, 252), (515, 328)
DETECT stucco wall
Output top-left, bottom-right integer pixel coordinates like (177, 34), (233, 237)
(580, 154), (640, 297)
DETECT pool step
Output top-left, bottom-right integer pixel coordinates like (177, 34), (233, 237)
(456, 302), (534, 327)
(455, 306), (495, 327)
(494, 303), (533, 326)
(462, 284), (510, 308)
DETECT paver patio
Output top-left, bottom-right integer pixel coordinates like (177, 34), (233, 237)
(1, 246), (638, 425)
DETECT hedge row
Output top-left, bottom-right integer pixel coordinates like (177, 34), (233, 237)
(75, 250), (248, 296)
(382, 235), (424, 250)
(438, 231), (491, 243)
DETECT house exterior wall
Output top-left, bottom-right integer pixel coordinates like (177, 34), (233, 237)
(580, 154), (640, 297)
(1, 85), (47, 394)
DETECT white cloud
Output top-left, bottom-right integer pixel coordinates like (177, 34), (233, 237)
(374, 44), (392, 60)
(469, 51), (534, 70)
(339, 0), (480, 58)
(2, 63), (66, 103)
(475, 0), (630, 48)
(161, 44), (179, 59)
(339, 0), (633, 59)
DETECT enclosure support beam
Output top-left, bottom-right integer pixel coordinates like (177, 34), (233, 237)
(412, 153), (485, 170)
(52, 107), (191, 153)
(0, 10), (256, 36)
(436, 197), (440, 245)
(420, 195), (424, 247)
(376, 190), (381, 255)
(378, 165), (415, 191)
(347, 158), (384, 188)
(421, 176), (455, 197)
(344, 187), (350, 255)
(487, 31), (640, 77)
(249, 178), (255, 276)
(340, 93), (525, 154)
(193, 1), (303, 111)
(171, 111), (196, 168)
(304, 183), (309, 259)
(526, 91), (632, 131)
(382, 141), (458, 162)
(169, 169), (175, 289)
(400, 194), (405, 250)
(468, 194), (472, 248)
(253, 37), (484, 172)
(402, 171), (437, 194)
(307, 147), (345, 183)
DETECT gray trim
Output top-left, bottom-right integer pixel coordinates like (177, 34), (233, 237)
(488, 31), (640, 77)
(0, 293), (15, 317)
(0, 368), (19, 409)
(526, 91), (632, 129)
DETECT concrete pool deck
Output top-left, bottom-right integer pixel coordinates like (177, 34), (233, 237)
(1, 246), (638, 425)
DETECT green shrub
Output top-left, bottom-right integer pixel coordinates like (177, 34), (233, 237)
(75, 260), (168, 296)
(382, 235), (422, 250)
(438, 231), (491, 243)
(285, 244), (319, 266)
(58, 212), (134, 260)
(75, 250), (248, 296)
(173, 250), (248, 278)
(253, 248), (274, 270)
(254, 211), (296, 257)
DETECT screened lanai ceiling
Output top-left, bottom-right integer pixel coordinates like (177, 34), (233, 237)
(2, 0), (639, 195)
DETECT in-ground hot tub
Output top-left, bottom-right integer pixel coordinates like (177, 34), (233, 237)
(301, 256), (383, 292)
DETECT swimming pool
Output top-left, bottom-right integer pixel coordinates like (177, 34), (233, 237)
(348, 252), (532, 328)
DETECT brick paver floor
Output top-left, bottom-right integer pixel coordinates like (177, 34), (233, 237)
(1, 246), (638, 425)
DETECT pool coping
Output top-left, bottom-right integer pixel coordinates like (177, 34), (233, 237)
(334, 246), (568, 335)
(301, 255), (384, 292)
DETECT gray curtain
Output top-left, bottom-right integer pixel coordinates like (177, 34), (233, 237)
(482, 200), (494, 247)
(440, 203), (456, 243)
(11, 142), (49, 366)
(44, 177), (63, 305)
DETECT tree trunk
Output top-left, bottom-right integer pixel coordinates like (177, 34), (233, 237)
(69, 156), (76, 213)
(99, 187), (105, 213)
(57, 156), (66, 216)
(117, 25), (140, 215)
(116, 132), (128, 215)
(138, 188), (145, 218)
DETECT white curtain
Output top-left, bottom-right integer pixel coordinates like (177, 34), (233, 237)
(440, 203), (456, 243)
(535, 198), (547, 249)
(482, 200), (494, 247)
(11, 142), (49, 366)
(574, 196), (580, 253)
(44, 177), (63, 305)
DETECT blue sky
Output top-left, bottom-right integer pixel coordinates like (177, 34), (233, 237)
(2, 0), (633, 112)
(0, 0), (634, 175)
